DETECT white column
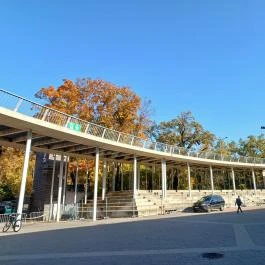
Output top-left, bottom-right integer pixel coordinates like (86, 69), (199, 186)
(252, 168), (257, 192)
(74, 162), (78, 205)
(84, 160), (89, 204)
(102, 158), (107, 200)
(49, 154), (56, 220)
(231, 168), (236, 193)
(161, 159), (167, 198)
(164, 161), (167, 198)
(137, 164), (140, 190)
(93, 147), (100, 221)
(17, 130), (32, 219)
(56, 154), (64, 222)
(187, 163), (191, 197)
(62, 156), (68, 207)
(133, 155), (137, 198)
(121, 163), (124, 191)
(210, 165), (214, 194)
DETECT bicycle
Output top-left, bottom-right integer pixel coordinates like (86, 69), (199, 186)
(2, 213), (22, 232)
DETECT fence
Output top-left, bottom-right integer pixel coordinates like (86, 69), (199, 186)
(0, 212), (45, 224)
(59, 196), (137, 221)
(1, 88), (264, 165)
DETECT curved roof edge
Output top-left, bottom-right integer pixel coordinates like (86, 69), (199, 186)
(1, 88), (265, 167)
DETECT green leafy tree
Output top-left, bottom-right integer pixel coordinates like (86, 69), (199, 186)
(237, 135), (265, 158)
(152, 111), (215, 152)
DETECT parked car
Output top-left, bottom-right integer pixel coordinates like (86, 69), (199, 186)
(192, 195), (225, 212)
(0, 201), (16, 214)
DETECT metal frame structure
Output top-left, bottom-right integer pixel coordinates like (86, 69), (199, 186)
(1, 89), (265, 222)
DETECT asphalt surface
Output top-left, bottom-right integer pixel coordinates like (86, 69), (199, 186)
(1, 207), (265, 265)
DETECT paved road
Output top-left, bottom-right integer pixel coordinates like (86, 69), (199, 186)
(1, 207), (265, 265)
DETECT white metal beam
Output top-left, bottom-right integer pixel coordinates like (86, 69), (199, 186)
(93, 147), (100, 221)
(17, 130), (32, 220)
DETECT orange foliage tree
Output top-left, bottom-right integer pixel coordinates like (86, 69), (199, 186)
(0, 147), (35, 200)
(35, 78), (152, 136)
(35, 78), (152, 180)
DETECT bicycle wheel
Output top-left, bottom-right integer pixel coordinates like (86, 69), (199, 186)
(13, 219), (22, 232)
(2, 222), (11, 232)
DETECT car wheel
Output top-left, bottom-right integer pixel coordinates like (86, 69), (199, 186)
(220, 205), (224, 211)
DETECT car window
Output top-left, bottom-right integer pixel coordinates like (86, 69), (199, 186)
(199, 196), (211, 202)
(214, 195), (219, 201)
(215, 196), (223, 202)
(210, 196), (216, 202)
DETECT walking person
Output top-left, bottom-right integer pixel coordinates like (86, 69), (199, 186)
(235, 195), (243, 213)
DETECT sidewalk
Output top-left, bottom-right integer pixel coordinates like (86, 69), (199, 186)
(1, 205), (264, 236)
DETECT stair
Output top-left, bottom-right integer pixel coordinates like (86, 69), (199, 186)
(79, 191), (136, 219)
(77, 189), (265, 220)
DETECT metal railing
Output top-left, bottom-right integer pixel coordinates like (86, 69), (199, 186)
(58, 198), (137, 220)
(0, 212), (45, 224)
(1, 88), (265, 164)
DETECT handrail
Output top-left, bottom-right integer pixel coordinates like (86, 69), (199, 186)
(1, 88), (265, 164)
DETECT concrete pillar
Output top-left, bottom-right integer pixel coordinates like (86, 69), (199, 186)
(17, 130), (32, 220)
(102, 158), (107, 200)
(187, 163), (191, 197)
(56, 154), (64, 222)
(231, 168), (236, 193)
(93, 147), (100, 221)
(161, 159), (167, 198)
(49, 154), (56, 221)
(252, 168), (257, 193)
(210, 165), (214, 194)
(133, 155), (137, 198)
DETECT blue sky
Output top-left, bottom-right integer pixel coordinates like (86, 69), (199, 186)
(1, 0), (265, 141)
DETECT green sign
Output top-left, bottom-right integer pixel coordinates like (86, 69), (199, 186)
(67, 122), (81, 132)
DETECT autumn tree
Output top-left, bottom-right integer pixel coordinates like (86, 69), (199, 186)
(35, 78), (152, 136)
(0, 147), (35, 200)
(35, 78), (153, 190)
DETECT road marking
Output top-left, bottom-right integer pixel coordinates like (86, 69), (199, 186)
(0, 246), (264, 261)
(233, 224), (255, 247)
